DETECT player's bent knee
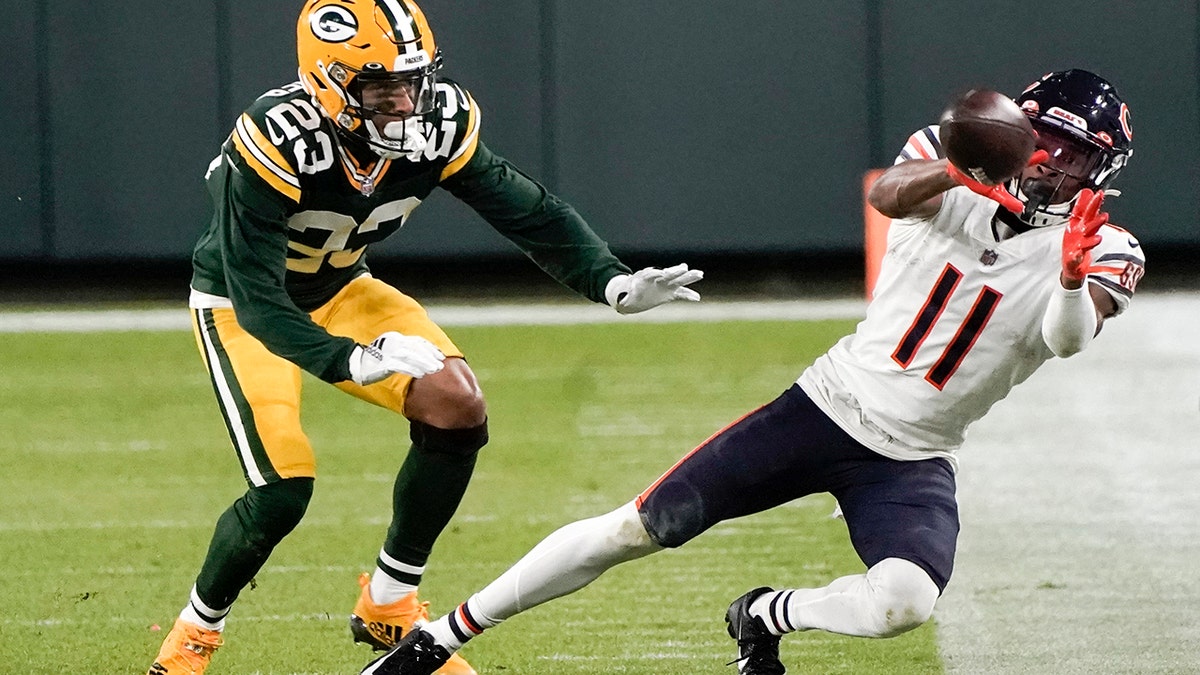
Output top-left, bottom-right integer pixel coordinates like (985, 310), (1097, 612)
(406, 359), (487, 428)
(566, 502), (660, 571)
(867, 557), (939, 637)
(436, 386), (487, 428)
(242, 477), (314, 546)
(605, 501), (659, 556)
(410, 418), (489, 460)
(637, 481), (710, 548)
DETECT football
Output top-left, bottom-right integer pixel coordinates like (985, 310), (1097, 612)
(939, 89), (1036, 184)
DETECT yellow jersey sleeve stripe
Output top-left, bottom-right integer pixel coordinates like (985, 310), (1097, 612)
(232, 114), (301, 202)
(440, 92), (481, 181)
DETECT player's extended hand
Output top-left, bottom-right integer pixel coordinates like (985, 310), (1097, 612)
(945, 150), (1049, 214)
(606, 264), (704, 314)
(1061, 188), (1108, 286)
(348, 331), (445, 386)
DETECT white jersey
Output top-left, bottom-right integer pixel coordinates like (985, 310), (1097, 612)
(800, 125), (1145, 471)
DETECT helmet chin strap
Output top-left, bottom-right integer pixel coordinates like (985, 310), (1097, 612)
(1019, 178), (1057, 222)
(1013, 173), (1073, 228)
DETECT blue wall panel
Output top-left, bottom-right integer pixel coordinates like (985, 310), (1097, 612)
(47, 3), (221, 259)
(877, 0), (1199, 244)
(554, 1), (871, 255)
(0, 1), (46, 258)
(3, 1), (1197, 263)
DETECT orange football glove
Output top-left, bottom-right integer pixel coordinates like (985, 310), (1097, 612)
(1061, 188), (1108, 284)
(945, 149), (1050, 214)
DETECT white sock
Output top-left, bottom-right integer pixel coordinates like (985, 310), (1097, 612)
(422, 502), (659, 652)
(370, 565), (419, 605)
(423, 597), (497, 652)
(418, 500), (660, 655)
(749, 558), (939, 638)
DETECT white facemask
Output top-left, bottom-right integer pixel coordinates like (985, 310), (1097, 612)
(365, 117), (429, 161)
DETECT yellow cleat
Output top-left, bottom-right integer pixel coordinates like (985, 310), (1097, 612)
(350, 572), (477, 675)
(147, 618), (223, 675)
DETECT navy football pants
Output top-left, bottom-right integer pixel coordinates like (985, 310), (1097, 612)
(636, 384), (959, 591)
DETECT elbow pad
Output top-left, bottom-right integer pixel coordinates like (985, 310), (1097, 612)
(1041, 281), (1098, 358)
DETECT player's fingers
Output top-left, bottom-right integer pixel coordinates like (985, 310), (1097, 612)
(657, 265), (691, 284)
(1071, 189), (1094, 220)
(1086, 189), (1105, 220)
(993, 188), (1023, 214)
(634, 267), (665, 283)
(1083, 212), (1109, 237)
(672, 287), (701, 302)
(1026, 149), (1050, 167)
(669, 269), (704, 287)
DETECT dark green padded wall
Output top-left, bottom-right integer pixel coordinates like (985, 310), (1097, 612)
(3, 1), (1195, 261)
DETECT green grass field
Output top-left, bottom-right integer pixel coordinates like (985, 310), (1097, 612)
(0, 318), (943, 674)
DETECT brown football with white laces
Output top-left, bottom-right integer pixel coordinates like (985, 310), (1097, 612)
(940, 89), (1037, 184)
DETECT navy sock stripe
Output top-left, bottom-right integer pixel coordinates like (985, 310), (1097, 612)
(458, 603), (484, 634)
(447, 613), (473, 643)
(778, 590), (797, 632)
(767, 593), (788, 634)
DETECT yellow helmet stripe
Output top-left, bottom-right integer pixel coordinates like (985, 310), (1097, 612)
(440, 92), (481, 181)
(232, 114), (301, 202)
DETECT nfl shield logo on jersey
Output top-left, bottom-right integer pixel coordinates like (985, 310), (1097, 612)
(980, 249), (999, 266)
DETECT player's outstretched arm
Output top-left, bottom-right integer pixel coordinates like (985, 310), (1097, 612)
(867, 159), (960, 220)
(604, 264), (704, 314)
(1041, 189), (1117, 357)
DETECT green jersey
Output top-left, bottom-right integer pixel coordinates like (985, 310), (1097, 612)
(191, 79), (630, 384)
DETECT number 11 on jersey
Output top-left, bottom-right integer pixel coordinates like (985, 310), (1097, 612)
(892, 263), (1003, 390)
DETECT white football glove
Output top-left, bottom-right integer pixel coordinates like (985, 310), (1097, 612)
(605, 264), (704, 314)
(348, 331), (445, 386)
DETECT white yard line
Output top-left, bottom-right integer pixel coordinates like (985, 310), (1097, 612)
(0, 298), (867, 332)
(937, 292), (1200, 673)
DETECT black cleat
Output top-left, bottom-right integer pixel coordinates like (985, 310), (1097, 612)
(725, 587), (786, 675)
(360, 625), (452, 675)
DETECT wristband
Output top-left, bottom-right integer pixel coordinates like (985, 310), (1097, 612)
(604, 274), (633, 311)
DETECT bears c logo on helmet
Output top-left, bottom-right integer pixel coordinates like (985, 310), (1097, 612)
(310, 5), (358, 43)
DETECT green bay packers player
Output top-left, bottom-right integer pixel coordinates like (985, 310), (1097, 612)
(357, 70), (1144, 675)
(146, 1), (702, 674)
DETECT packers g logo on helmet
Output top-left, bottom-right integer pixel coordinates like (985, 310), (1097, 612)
(309, 5), (358, 43)
(297, 0), (442, 157)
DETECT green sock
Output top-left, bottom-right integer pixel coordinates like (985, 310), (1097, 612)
(379, 421), (488, 582)
(194, 478), (313, 608)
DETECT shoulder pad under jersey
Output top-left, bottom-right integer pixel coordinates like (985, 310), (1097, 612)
(1088, 224), (1146, 314)
(894, 125), (946, 165)
(431, 78), (482, 181)
(225, 82), (330, 203)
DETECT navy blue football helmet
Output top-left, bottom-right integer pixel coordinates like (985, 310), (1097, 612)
(1008, 70), (1133, 226)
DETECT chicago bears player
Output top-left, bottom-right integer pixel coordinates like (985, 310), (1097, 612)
(356, 70), (1144, 675)
(145, 1), (703, 674)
